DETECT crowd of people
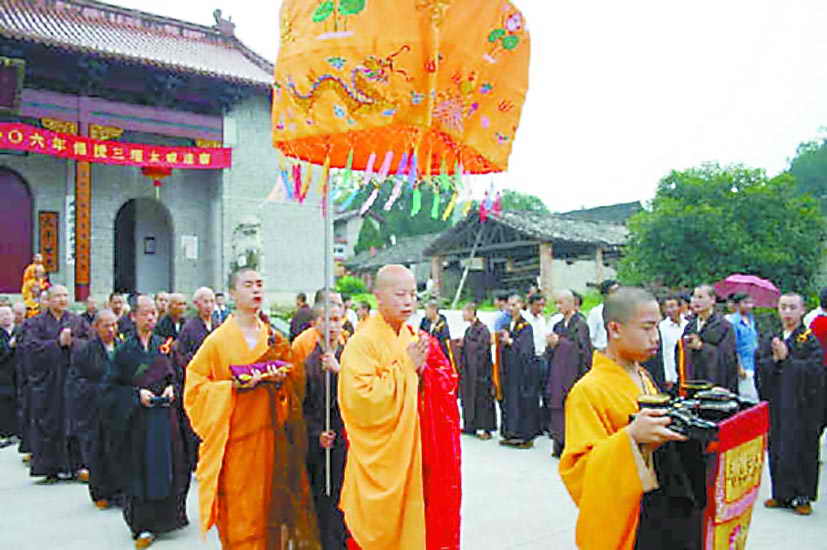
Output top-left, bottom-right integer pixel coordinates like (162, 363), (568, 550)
(1, 253), (825, 549)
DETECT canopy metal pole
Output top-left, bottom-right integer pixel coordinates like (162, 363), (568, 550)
(323, 174), (333, 498)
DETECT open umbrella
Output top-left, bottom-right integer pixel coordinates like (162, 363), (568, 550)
(713, 274), (781, 308)
(271, 3), (530, 546)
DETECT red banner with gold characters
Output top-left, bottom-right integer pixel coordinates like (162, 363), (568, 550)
(0, 122), (232, 169)
(703, 402), (769, 550)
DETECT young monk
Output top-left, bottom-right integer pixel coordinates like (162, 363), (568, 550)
(303, 305), (348, 550)
(339, 265), (460, 550)
(560, 287), (687, 550)
(757, 293), (825, 515)
(184, 268), (319, 549)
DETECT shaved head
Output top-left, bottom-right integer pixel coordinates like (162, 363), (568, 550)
(604, 287), (657, 326)
(374, 265), (417, 329)
(555, 289), (575, 316)
(604, 286), (661, 363)
(375, 265), (415, 291)
(94, 309), (117, 324)
(48, 284), (68, 298)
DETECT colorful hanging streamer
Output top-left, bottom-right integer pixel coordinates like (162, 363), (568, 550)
(411, 187), (422, 216)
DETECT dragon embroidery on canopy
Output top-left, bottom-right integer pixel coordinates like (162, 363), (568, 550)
(283, 46), (412, 116)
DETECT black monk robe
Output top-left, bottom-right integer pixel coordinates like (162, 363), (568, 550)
(69, 336), (120, 502)
(459, 320), (496, 433)
(499, 315), (539, 441)
(24, 310), (89, 477)
(545, 312), (592, 447)
(679, 313), (739, 393)
(756, 326), (826, 503)
(173, 316), (215, 471)
(15, 321), (31, 453)
(0, 326), (18, 438)
(101, 333), (189, 539)
(421, 314), (454, 369)
(303, 343), (347, 550)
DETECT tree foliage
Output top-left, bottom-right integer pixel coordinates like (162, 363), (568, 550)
(789, 139), (827, 212)
(618, 163), (825, 293)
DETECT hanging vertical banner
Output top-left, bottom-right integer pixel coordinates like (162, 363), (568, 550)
(74, 161), (91, 300)
(38, 211), (59, 273)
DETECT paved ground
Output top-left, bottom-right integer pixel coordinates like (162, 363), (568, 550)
(1, 434), (825, 549)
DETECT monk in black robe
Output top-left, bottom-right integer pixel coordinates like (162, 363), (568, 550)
(154, 293), (187, 342)
(25, 285), (89, 482)
(108, 293), (134, 340)
(757, 293), (825, 515)
(100, 295), (188, 546)
(14, 314), (31, 457)
(173, 287), (217, 471)
(545, 289), (593, 457)
(420, 301), (454, 370)
(459, 303), (496, 438)
(291, 293), (313, 342)
(678, 285), (738, 393)
(303, 305), (348, 550)
(0, 306), (17, 445)
(499, 294), (539, 448)
(69, 309), (121, 507)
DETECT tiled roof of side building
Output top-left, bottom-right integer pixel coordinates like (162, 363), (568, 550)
(0, 0), (274, 86)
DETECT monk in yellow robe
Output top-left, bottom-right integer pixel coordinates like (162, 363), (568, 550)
(339, 265), (460, 550)
(21, 253), (43, 286)
(21, 264), (48, 318)
(559, 287), (686, 550)
(184, 268), (319, 550)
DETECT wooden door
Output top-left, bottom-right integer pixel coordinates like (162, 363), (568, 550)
(0, 169), (32, 293)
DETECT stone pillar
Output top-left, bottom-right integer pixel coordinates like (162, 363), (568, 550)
(595, 247), (605, 286)
(539, 242), (554, 302)
(431, 256), (444, 299)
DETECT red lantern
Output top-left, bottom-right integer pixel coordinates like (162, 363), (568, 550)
(141, 166), (173, 199)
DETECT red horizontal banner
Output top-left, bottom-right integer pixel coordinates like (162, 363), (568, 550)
(0, 122), (231, 169)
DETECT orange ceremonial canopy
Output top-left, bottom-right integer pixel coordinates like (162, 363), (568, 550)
(272, 0), (530, 175)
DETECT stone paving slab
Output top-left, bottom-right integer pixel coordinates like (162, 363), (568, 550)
(1, 435), (824, 548)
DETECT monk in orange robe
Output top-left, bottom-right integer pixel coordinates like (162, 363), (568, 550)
(339, 265), (461, 550)
(559, 287), (686, 550)
(21, 253), (43, 286)
(21, 264), (49, 318)
(184, 268), (319, 550)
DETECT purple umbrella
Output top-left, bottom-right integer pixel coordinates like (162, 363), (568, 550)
(714, 274), (781, 308)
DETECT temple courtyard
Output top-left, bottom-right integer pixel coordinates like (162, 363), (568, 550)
(1, 432), (825, 548)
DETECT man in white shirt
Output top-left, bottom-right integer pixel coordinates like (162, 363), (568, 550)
(658, 295), (688, 392)
(803, 287), (827, 327)
(523, 294), (549, 358)
(586, 280), (620, 352)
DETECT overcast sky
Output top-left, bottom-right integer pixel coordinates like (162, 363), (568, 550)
(117, 1), (827, 211)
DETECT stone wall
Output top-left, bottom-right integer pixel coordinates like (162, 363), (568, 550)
(222, 95), (325, 305)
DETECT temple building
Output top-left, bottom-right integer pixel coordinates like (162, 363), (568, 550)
(0, 0), (324, 302)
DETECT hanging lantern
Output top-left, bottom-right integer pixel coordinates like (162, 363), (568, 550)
(141, 166), (173, 199)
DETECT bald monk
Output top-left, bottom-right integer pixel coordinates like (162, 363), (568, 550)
(155, 293), (187, 342)
(339, 265), (461, 550)
(546, 289), (593, 457)
(25, 285), (89, 482)
(184, 268), (320, 549)
(292, 290), (347, 372)
(21, 253), (44, 286)
(560, 287), (688, 550)
(21, 265), (49, 318)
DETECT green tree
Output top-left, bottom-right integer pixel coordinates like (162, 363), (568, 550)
(619, 163), (826, 293)
(789, 139), (827, 212)
(502, 189), (549, 213)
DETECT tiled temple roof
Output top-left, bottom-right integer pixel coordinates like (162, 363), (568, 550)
(0, 0), (273, 86)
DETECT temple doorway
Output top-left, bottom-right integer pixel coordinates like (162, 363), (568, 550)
(114, 198), (173, 295)
(0, 168), (33, 293)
